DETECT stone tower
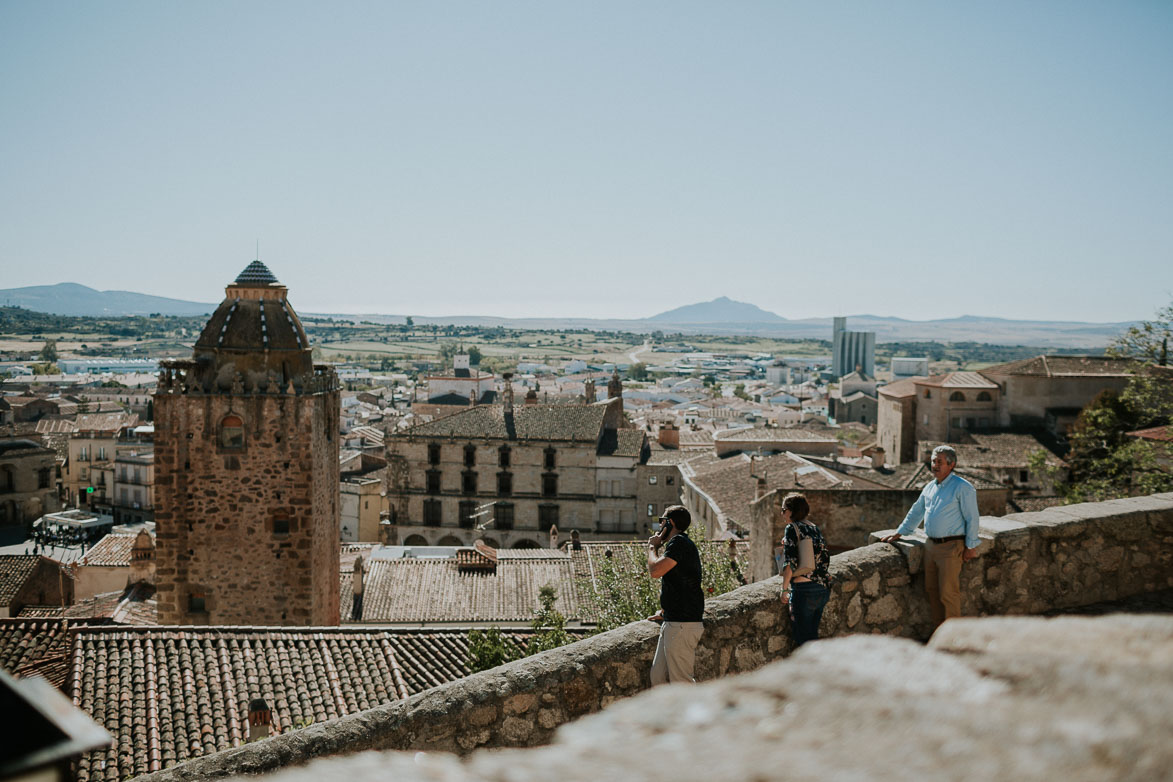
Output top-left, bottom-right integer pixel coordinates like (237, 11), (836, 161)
(153, 261), (340, 626)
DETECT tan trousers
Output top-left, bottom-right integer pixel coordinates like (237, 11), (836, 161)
(924, 539), (964, 629)
(650, 621), (704, 685)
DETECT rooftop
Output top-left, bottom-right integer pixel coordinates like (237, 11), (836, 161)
(914, 372), (1000, 389)
(981, 355), (1136, 378)
(398, 402), (615, 443)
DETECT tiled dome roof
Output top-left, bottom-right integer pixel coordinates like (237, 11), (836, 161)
(234, 260), (279, 285)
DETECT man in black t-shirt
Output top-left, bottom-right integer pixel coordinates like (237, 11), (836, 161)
(647, 505), (704, 684)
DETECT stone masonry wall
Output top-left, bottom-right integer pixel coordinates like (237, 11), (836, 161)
(155, 388), (340, 626)
(132, 492), (1173, 782)
(749, 485), (1009, 563)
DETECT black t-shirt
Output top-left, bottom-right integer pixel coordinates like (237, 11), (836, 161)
(660, 532), (704, 622)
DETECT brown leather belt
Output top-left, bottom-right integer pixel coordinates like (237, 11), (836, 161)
(928, 534), (965, 544)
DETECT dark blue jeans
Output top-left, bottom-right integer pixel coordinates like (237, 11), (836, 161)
(790, 581), (830, 646)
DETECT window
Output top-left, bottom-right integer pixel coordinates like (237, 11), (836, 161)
(647, 503), (655, 516)
(952, 417), (963, 428)
(923, 390), (932, 399)
(542, 473), (558, 498)
(188, 591), (207, 613)
(949, 392), (965, 402)
(977, 391), (992, 402)
(459, 501), (477, 529)
(648, 476), (658, 485)
(462, 470), (478, 495)
(37, 468), (51, 489)
(273, 513), (290, 535)
(544, 447), (556, 470)
(497, 472), (512, 496)
(423, 499), (442, 525)
(426, 470), (441, 495)
(498, 446), (511, 468)
(464, 444), (477, 467)
(979, 418), (989, 428)
(1019, 470), (1029, 483)
(495, 502), (514, 530)
(220, 415), (245, 449)
(428, 444), (442, 465)
(539, 504), (559, 531)
(666, 476), (675, 486)
(967, 417), (976, 429)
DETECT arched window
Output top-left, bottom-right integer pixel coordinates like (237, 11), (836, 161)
(0, 466), (14, 493)
(977, 391), (992, 402)
(949, 392), (966, 402)
(220, 415), (245, 449)
(923, 389), (932, 399)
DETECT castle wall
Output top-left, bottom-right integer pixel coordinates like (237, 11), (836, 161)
(154, 386), (340, 625)
(133, 492), (1173, 782)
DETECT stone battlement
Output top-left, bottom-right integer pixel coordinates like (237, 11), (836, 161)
(132, 492), (1173, 782)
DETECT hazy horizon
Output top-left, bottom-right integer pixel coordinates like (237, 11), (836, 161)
(2, 3), (1170, 322)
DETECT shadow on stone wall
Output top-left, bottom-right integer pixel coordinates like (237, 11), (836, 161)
(132, 492), (1173, 782)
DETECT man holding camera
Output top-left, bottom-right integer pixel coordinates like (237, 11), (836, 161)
(647, 505), (705, 684)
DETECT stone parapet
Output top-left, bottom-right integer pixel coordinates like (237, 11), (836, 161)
(132, 493), (1173, 782)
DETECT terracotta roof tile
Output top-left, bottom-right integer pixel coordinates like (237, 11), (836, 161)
(980, 355), (1135, 378)
(65, 583), (157, 625)
(0, 555), (41, 607)
(914, 372), (999, 389)
(918, 434), (1064, 470)
(346, 555), (579, 623)
(0, 618), (74, 680)
(81, 533), (141, 567)
(1128, 425), (1173, 443)
(65, 625), (569, 782)
(399, 403), (610, 443)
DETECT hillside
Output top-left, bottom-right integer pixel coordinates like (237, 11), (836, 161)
(0, 283), (213, 317)
(647, 296), (785, 323)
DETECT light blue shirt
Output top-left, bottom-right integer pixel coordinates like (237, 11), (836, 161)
(896, 472), (980, 549)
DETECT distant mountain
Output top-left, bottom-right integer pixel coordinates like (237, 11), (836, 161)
(647, 296), (785, 323)
(0, 283), (214, 317)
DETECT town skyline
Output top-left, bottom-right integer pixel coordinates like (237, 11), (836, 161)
(2, 3), (1171, 323)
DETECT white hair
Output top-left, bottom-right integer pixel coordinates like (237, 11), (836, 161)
(932, 445), (958, 465)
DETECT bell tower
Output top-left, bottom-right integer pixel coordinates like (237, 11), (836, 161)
(153, 261), (340, 625)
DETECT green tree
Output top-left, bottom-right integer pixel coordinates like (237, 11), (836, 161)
(1107, 302), (1172, 365)
(39, 338), (58, 363)
(629, 362), (648, 381)
(577, 532), (744, 632)
(525, 585), (572, 655)
(467, 345), (483, 365)
(733, 383), (750, 401)
(466, 627), (522, 673)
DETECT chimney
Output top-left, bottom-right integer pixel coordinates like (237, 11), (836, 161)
(469, 389), (476, 407)
(525, 388), (538, 406)
(548, 524), (559, 550)
(570, 529), (582, 551)
(502, 373), (514, 416)
(658, 423), (680, 449)
(128, 530), (155, 585)
(248, 698), (272, 741)
(584, 379), (596, 403)
(608, 368), (622, 399)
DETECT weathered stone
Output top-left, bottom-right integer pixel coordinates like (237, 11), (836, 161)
(499, 716), (532, 744)
(864, 593), (901, 625)
(845, 592), (863, 628)
(861, 571), (882, 597)
(503, 693), (536, 715)
(465, 705), (497, 727)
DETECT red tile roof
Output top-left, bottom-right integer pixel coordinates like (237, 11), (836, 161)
(0, 618), (73, 681)
(65, 625), (561, 782)
(64, 583), (157, 625)
(914, 372), (999, 389)
(877, 377), (927, 398)
(980, 355), (1135, 378)
(344, 554), (580, 623)
(0, 555), (41, 607)
(1128, 425), (1173, 443)
(80, 533), (140, 567)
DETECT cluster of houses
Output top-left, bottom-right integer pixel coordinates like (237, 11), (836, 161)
(2, 266), (1167, 782)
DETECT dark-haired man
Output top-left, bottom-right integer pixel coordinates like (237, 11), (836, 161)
(647, 504), (704, 684)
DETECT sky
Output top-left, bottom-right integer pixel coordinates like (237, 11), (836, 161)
(1, 1), (1170, 323)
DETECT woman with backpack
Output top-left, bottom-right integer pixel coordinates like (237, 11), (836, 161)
(778, 492), (832, 646)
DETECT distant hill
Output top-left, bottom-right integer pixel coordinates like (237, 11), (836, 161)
(0, 283), (214, 317)
(647, 296), (786, 323)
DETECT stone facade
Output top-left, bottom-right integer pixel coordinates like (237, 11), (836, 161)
(130, 493), (1173, 782)
(0, 439), (59, 533)
(385, 398), (647, 549)
(154, 262), (340, 626)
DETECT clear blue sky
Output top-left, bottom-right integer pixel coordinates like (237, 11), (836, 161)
(1, 1), (1170, 322)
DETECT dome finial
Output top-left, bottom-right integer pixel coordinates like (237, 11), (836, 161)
(234, 260), (279, 286)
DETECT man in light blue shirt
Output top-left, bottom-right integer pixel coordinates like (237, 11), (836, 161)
(882, 445), (981, 629)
